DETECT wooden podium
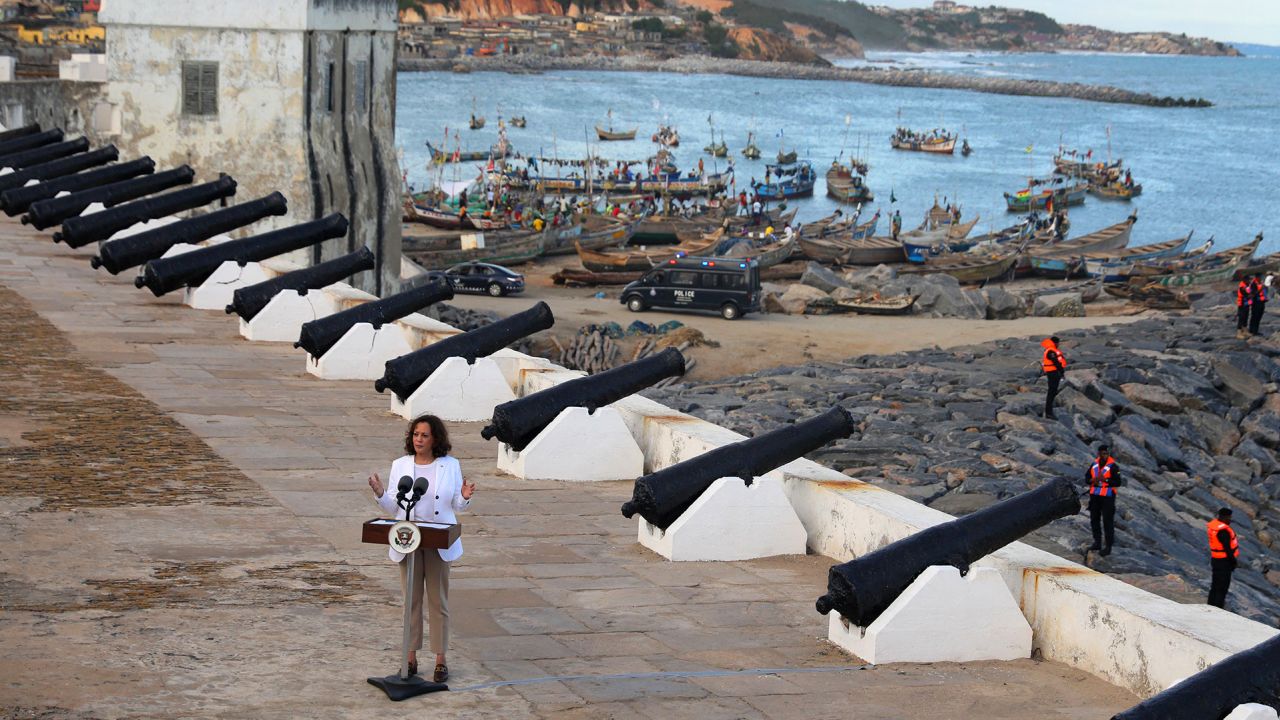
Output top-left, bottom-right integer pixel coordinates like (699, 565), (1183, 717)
(364, 518), (458, 700)
(362, 519), (460, 548)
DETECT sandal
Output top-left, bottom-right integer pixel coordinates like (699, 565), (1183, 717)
(407, 659), (418, 676)
(433, 663), (448, 683)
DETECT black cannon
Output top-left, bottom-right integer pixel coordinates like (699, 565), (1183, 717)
(375, 301), (555, 399)
(226, 247), (375, 321)
(25, 164), (190, 229)
(295, 281), (454, 360)
(0, 137), (89, 171)
(0, 127), (59, 156)
(0, 144), (119, 195)
(91, 191), (287, 274)
(1112, 634), (1280, 720)
(481, 347), (683, 451)
(0, 123), (42, 145)
(814, 477), (1078, 627)
(135, 213), (348, 297)
(620, 406), (856, 530)
(1, 152), (150, 215)
(55, 175), (237, 248)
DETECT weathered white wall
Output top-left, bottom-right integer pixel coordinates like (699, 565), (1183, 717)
(509, 367), (1278, 698)
(100, 0), (402, 295)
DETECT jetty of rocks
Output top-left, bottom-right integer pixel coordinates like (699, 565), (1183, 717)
(401, 55), (1214, 108)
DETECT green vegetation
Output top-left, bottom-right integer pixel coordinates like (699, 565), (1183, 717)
(631, 17), (664, 33)
(727, 0), (908, 48)
(722, 0), (857, 41)
(702, 23), (740, 57)
(695, 9), (713, 25)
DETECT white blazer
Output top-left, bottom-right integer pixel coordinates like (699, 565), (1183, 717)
(376, 454), (469, 563)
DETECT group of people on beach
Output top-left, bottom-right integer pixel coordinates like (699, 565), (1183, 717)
(1236, 273), (1270, 338)
(1039, 334), (1248, 610)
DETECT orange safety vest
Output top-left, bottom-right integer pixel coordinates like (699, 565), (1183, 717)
(1254, 282), (1267, 303)
(1238, 282), (1249, 306)
(1207, 519), (1239, 560)
(1088, 457), (1117, 497)
(1041, 346), (1066, 374)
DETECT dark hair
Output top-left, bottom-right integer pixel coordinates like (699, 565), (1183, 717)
(404, 414), (451, 458)
(1217, 507), (1233, 520)
(1097, 444), (1109, 455)
(1050, 335), (1061, 344)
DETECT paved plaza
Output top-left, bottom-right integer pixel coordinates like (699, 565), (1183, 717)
(0, 218), (1138, 718)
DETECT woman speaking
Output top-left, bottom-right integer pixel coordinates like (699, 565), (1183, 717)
(367, 414), (475, 682)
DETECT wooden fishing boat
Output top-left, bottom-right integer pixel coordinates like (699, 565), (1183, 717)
(575, 233), (719, 273)
(426, 140), (512, 164)
(596, 126), (637, 141)
(652, 125), (680, 147)
(890, 134), (956, 154)
(825, 162), (873, 204)
(635, 171), (731, 197)
(776, 149), (798, 164)
(633, 215), (722, 245)
(509, 116), (527, 128)
(1127, 236), (1217, 276)
(841, 236), (908, 266)
(742, 131), (761, 160)
(899, 250), (1020, 284)
(1089, 181), (1143, 200)
(752, 160), (816, 199)
(406, 203), (470, 229)
(1004, 180), (1087, 212)
(796, 213), (881, 263)
(1147, 235), (1262, 287)
(1104, 282), (1190, 309)
(468, 114), (485, 130)
(1021, 278), (1104, 304)
(1026, 213), (1139, 276)
(552, 267), (645, 286)
(714, 233), (796, 269)
(836, 294), (918, 315)
(405, 229), (543, 269)
(541, 216), (636, 256)
(1081, 232), (1195, 280)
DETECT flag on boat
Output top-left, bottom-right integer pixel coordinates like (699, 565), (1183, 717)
(1024, 144), (1034, 154)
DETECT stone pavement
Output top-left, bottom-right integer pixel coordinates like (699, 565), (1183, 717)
(0, 218), (1138, 719)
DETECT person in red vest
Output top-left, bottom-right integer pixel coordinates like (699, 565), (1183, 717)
(1083, 444), (1121, 555)
(1207, 507), (1239, 608)
(1248, 275), (1267, 336)
(1040, 336), (1066, 420)
(1236, 275), (1253, 338)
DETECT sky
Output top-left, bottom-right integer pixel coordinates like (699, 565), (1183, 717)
(870, 0), (1280, 46)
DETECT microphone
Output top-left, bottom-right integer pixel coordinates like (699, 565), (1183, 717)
(395, 475), (413, 501)
(412, 477), (429, 499)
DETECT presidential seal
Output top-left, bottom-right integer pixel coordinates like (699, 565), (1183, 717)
(389, 520), (421, 554)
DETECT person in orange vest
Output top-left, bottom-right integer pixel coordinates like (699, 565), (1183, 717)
(1207, 507), (1239, 608)
(1248, 275), (1267, 336)
(1040, 336), (1066, 420)
(1236, 275), (1253, 338)
(1084, 444), (1121, 555)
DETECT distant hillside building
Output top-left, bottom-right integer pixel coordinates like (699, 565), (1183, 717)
(98, 0), (402, 295)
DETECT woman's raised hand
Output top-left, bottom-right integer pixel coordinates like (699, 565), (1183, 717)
(368, 472), (384, 497)
(461, 479), (476, 500)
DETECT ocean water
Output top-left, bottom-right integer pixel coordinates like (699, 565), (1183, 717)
(396, 49), (1280, 254)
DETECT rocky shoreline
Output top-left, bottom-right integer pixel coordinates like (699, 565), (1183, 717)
(399, 55), (1214, 108)
(642, 305), (1280, 624)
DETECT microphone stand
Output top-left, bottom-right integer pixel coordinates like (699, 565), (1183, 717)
(368, 477), (448, 700)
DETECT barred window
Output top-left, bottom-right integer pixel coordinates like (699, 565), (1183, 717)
(354, 60), (368, 109)
(181, 61), (218, 117)
(324, 62), (335, 112)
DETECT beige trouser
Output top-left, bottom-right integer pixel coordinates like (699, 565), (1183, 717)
(398, 546), (450, 653)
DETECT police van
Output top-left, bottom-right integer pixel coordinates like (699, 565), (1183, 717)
(620, 256), (761, 320)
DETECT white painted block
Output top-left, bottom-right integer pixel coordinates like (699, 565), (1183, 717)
(638, 474), (807, 561)
(305, 322), (413, 380)
(184, 261), (272, 310)
(391, 356), (514, 423)
(827, 565), (1032, 665)
(240, 289), (340, 342)
(1226, 704), (1280, 720)
(495, 406), (642, 481)
(80, 201), (106, 216)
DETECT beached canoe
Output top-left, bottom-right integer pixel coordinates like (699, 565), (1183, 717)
(899, 250), (1020, 284)
(835, 294), (918, 315)
(405, 229), (544, 269)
